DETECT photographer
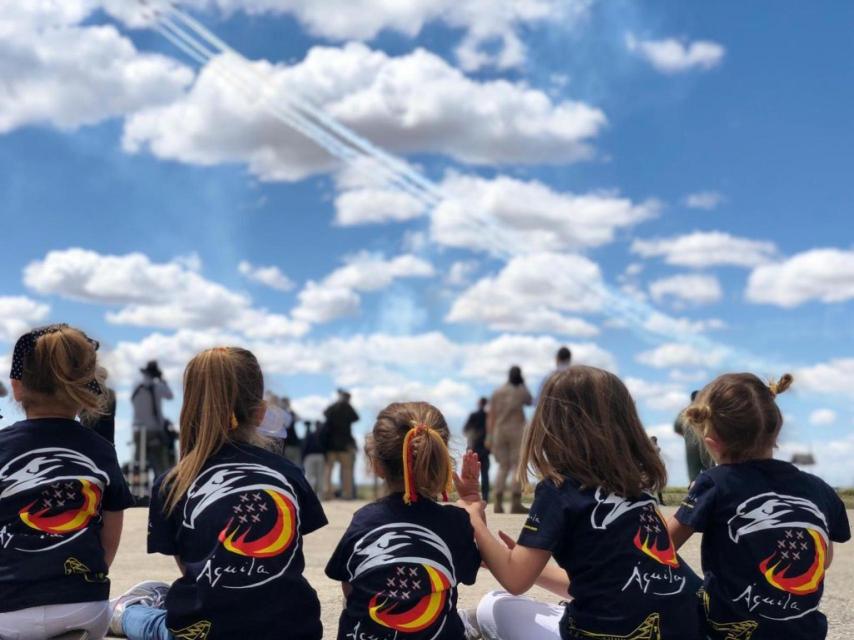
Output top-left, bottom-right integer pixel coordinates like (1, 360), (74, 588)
(131, 360), (174, 481)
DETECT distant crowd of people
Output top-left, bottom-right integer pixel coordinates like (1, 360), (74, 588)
(0, 323), (848, 640)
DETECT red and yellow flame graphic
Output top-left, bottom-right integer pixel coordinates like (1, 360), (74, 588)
(759, 529), (827, 595)
(633, 511), (679, 568)
(368, 565), (450, 633)
(19, 479), (102, 534)
(218, 490), (296, 558)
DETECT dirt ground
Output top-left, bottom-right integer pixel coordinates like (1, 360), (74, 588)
(109, 503), (854, 639)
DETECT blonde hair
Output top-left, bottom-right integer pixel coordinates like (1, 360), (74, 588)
(684, 372), (792, 462)
(368, 402), (453, 503)
(519, 366), (667, 498)
(17, 325), (104, 415)
(162, 347), (265, 514)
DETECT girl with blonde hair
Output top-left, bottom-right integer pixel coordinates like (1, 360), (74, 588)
(0, 324), (133, 639)
(326, 401), (481, 640)
(111, 347), (327, 640)
(669, 373), (850, 640)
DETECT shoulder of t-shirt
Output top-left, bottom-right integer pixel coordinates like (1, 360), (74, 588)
(343, 500), (394, 534)
(791, 468), (844, 504)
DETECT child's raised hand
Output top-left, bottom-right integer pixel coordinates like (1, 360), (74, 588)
(453, 450), (481, 504)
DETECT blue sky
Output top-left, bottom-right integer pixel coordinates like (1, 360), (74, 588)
(1, 0), (852, 486)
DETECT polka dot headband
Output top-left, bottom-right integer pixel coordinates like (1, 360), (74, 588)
(9, 324), (102, 395)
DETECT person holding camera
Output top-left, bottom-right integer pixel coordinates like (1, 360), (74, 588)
(131, 360), (174, 482)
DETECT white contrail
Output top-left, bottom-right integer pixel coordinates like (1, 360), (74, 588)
(139, 0), (789, 374)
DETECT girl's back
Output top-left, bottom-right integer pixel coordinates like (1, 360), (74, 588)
(0, 417), (132, 612)
(677, 459), (849, 639)
(148, 440), (325, 639)
(327, 493), (480, 640)
(520, 477), (700, 638)
(326, 401), (480, 640)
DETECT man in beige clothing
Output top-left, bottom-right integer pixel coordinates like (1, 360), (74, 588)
(488, 365), (533, 514)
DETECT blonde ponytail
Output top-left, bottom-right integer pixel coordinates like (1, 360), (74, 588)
(163, 347), (264, 514)
(371, 402), (454, 503)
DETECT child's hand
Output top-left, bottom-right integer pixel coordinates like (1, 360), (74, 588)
(453, 450), (482, 504)
(458, 497), (487, 524)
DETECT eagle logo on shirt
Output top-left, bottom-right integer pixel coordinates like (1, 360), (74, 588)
(0, 448), (108, 552)
(728, 492), (829, 597)
(591, 489), (679, 568)
(183, 463), (300, 589)
(346, 523), (456, 639)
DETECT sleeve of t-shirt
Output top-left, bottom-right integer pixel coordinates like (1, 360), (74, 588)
(826, 488), (851, 543)
(451, 508), (481, 585)
(102, 448), (135, 511)
(325, 523), (357, 582)
(295, 473), (327, 535)
(675, 471), (717, 532)
(147, 477), (179, 556)
(517, 481), (570, 552)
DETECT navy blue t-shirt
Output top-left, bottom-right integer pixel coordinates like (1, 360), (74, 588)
(325, 493), (481, 640)
(0, 418), (134, 612)
(676, 459), (851, 640)
(519, 478), (702, 640)
(148, 442), (327, 640)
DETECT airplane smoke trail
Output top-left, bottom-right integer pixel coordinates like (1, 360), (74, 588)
(138, 0), (790, 375)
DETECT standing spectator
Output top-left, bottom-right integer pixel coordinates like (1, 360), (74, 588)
(323, 389), (359, 500)
(281, 397), (303, 466)
(302, 420), (326, 497)
(488, 366), (533, 514)
(674, 390), (714, 484)
(463, 397), (491, 502)
(80, 368), (117, 445)
(649, 435), (666, 505)
(131, 361), (173, 481)
(555, 345), (572, 371)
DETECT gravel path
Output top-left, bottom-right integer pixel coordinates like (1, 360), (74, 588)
(110, 503), (854, 639)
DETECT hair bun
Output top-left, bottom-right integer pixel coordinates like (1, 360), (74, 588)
(769, 373), (793, 398)
(684, 404), (712, 424)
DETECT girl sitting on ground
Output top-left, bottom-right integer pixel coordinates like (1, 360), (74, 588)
(668, 373), (850, 640)
(325, 401), (481, 640)
(0, 324), (134, 640)
(111, 347), (327, 640)
(458, 365), (702, 640)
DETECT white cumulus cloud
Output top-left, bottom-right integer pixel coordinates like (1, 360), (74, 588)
(447, 253), (602, 336)
(796, 358), (854, 398)
(636, 342), (729, 369)
(238, 261), (295, 292)
(632, 231), (777, 268)
(649, 274), (723, 306)
(745, 248), (854, 307)
(165, 0), (591, 72)
(292, 253), (434, 324)
(123, 44), (606, 182)
(23, 249), (307, 338)
(626, 34), (725, 74)
(0, 3), (193, 135)
(431, 174), (658, 255)
(0, 296), (51, 343)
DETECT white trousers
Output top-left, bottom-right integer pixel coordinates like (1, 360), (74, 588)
(476, 590), (563, 640)
(0, 601), (110, 640)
